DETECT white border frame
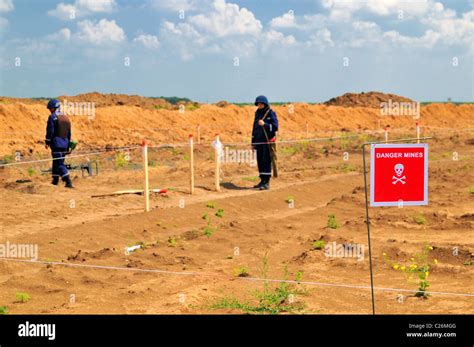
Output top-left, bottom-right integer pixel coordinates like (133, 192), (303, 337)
(370, 143), (428, 207)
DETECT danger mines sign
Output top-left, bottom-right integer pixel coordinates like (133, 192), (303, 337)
(370, 144), (428, 207)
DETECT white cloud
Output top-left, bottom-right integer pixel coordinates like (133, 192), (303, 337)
(47, 28), (72, 41)
(133, 34), (160, 49)
(76, 19), (125, 44)
(263, 30), (296, 46)
(269, 12), (296, 28)
(0, 0), (13, 30)
(159, 1), (297, 60)
(270, 12), (327, 31)
(307, 28), (334, 48)
(151, 0), (200, 11)
(48, 3), (76, 20)
(383, 29), (441, 48)
(76, 0), (116, 12)
(189, 0), (262, 37)
(160, 21), (208, 60)
(321, 0), (443, 21)
(421, 9), (474, 47)
(49, 0), (116, 20)
(0, 0), (13, 12)
(0, 16), (8, 29)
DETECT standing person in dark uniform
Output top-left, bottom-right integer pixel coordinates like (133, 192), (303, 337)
(251, 95), (278, 190)
(45, 99), (74, 188)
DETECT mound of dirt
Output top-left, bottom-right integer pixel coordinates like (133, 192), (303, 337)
(58, 92), (172, 109)
(0, 92), (197, 110)
(215, 100), (230, 108)
(324, 92), (415, 108)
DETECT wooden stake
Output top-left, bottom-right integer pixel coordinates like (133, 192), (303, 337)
(91, 189), (167, 198)
(142, 140), (150, 212)
(215, 134), (221, 192)
(189, 134), (194, 195)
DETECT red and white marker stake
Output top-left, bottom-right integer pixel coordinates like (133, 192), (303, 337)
(189, 134), (194, 195)
(215, 134), (221, 192)
(416, 122), (420, 144)
(142, 140), (150, 212)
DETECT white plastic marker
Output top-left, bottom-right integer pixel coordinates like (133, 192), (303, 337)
(189, 134), (195, 195)
(213, 134), (221, 191)
(384, 127), (389, 143)
(142, 140), (150, 212)
(124, 245), (141, 255)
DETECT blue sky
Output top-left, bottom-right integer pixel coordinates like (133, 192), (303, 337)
(0, 0), (472, 102)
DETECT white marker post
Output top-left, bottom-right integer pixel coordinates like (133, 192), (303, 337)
(384, 127), (389, 143)
(215, 134), (221, 192)
(189, 134), (194, 195)
(142, 140), (150, 212)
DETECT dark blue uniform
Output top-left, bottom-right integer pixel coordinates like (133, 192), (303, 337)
(45, 110), (71, 181)
(251, 96), (278, 186)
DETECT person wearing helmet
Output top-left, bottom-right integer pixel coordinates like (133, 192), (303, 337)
(251, 95), (278, 190)
(45, 99), (73, 188)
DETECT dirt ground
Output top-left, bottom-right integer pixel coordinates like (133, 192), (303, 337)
(0, 99), (473, 314)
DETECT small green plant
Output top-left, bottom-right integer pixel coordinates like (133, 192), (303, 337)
(115, 152), (129, 169)
(286, 195), (295, 204)
(340, 164), (356, 173)
(413, 215), (426, 225)
(167, 237), (178, 247)
(233, 267), (249, 277)
(312, 240), (326, 250)
(202, 203), (225, 237)
(327, 214), (340, 229)
(0, 306), (8, 315)
(27, 167), (36, 176)
(210, 254), (307, 314)
(383, 245), (438, 298)
(15, 292), (31, 303)
(2, 154), (13, 164)
(185, 103), (200, 111)
(469, 186), (474, 194)
(241, 176), (258, 182)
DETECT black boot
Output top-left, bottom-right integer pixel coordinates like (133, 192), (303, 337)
(63, 175), (74, 189)
(259, 176), (270, 190)
(253, 176), (264, 189)
(51, 176), (59, 185)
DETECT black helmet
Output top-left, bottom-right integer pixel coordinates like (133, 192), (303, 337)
(254, 95), (269, 106)
(47, 99), (60, 110)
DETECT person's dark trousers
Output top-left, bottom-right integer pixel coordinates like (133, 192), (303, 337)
(256, 144), (272, 184)
(51, 148), (69, 182)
